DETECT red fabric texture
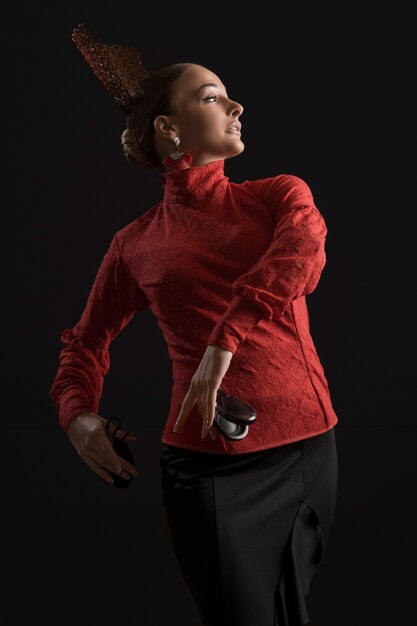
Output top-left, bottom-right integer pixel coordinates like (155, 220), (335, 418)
(162, 152), (193, 171)
(49, 158), (338, 454)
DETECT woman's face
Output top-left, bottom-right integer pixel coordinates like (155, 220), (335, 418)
(155, 64), (244, 166)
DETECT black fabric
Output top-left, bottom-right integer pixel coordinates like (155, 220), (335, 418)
(159, 427), (338, 626)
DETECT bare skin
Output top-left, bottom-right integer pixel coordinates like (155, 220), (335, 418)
(67, 412), (138, 485)
(173, 345), (233, 440)
(153, 63), (245, 167)
(67, 66), (244, 476)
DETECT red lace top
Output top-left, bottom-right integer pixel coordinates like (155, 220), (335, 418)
(49, 158), (338, 454)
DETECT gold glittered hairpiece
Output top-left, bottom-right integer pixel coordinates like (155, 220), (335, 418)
(71, 22), (149, 114)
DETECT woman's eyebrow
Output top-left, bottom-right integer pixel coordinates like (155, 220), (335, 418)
(196, 82), (227, 93)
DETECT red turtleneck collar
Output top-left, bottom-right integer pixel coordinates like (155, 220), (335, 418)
(161, 158), (229, 206)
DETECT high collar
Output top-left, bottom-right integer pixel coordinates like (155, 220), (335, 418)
(161, 158), (229, 207)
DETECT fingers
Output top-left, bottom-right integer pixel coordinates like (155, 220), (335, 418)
(173, 386), (196, 432)
(203, 421), (217, 440)
(113, 427), (138, 447)
(206, 387), (217, 430)
(83, 455), (118, 485)
(109, 431), (138, 477)
(201, 386), (218, 440)
(79, 423), (138, 485)
(88, 444), (137, 483)
(120, 433), (138, 444)
(173, 383), (219, 440)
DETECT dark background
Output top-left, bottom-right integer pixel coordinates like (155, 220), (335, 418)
(4, 2), (415, 625)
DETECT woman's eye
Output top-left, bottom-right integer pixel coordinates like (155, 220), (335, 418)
(203, 95), (218, 102)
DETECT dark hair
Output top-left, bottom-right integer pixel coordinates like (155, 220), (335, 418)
(120, 63), (193, 171)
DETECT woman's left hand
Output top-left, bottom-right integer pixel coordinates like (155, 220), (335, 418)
(173, 345), (233, 440)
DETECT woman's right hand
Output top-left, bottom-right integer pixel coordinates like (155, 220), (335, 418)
(66, 412), (139, 485)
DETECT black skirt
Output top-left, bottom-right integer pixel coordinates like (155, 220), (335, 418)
(159, 426), (338, 626)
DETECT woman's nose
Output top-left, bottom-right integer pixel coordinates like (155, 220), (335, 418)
(229, 100), (244, 117)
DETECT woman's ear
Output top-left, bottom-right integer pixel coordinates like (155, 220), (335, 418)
(154, 115), (176, 140)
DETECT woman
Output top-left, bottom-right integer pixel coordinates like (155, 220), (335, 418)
(50, 23), (339, 626)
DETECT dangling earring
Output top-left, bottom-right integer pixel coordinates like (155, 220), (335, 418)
(162, 136), (192, 171)
(170, 136), (183, 160)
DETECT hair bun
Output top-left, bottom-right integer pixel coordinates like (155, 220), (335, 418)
(120, 127), (134, 155)
(120, 127), (141, 164)
(119, 63), (193, 170)
(120, 126), (156, 169)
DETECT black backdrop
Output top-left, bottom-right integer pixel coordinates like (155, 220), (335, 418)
(4, 2), (415, 625)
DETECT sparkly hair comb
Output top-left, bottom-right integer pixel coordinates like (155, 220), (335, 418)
(71, 22), (149, 114)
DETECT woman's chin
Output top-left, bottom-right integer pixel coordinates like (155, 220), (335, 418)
(228, 142), (245, 157)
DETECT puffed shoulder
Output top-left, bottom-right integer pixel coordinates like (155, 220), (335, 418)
(240, 173), (314, 202)
(239, 174), (317, 222)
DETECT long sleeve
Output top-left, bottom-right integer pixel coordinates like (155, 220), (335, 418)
(206, 175), (327, 354)
(49, 232), (149, 431)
